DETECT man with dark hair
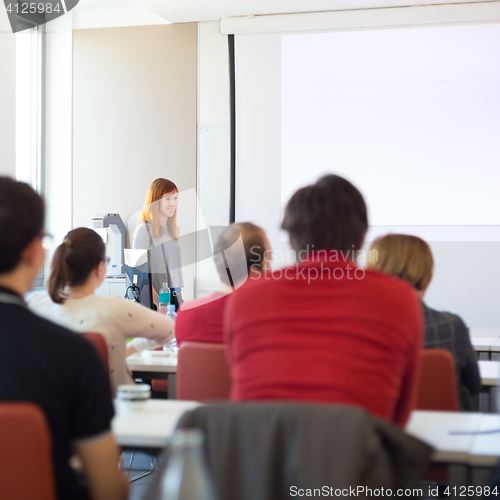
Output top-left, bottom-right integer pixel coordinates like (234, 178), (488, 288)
(175, 222), (271, 346)
(286, 174), (368, 253)
(225, 175), (423, 427)
(0, 177), (128, 500)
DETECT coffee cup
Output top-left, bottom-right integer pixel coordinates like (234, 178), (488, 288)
(116, 383), (151, 412)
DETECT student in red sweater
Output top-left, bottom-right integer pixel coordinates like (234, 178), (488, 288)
(176, 223), (271, 347)
(224, 175), (423, 427)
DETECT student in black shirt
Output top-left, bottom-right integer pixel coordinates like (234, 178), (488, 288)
(0, 177), (128, 500)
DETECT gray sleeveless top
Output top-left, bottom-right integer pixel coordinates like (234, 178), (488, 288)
(132, 222), (184, 292)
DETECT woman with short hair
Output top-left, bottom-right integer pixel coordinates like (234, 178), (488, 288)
(367, 234), (480, 411)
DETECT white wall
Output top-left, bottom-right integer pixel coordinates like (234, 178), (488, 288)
(72, 24), (197, 230)
(0, 9), (15, 177)
(196, 21), (230, 296)
(425, 242), (500, 328)
(233, 12), (500, 328)
(72, 24), (197, 280)
(235, 33), (288, 263)
(44, 18), (73, 268)
(43, 20), (230, 297)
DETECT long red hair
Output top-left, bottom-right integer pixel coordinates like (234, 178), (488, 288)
(139, 178), (179, 240)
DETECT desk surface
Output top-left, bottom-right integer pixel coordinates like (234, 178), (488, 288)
(406, 411), (484, 463)
(127, 352), (178, 374)
(479, 361), (500, 386)
(112, 400), (200, 448)
(469, 414), (500, 467)
(471, 336), (500, 351)
(490, 339), (500, 353)
(112, 402), (499, 469)
(471, 329), (500, 338)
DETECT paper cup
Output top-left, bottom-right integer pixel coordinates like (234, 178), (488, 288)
(117, 383), (151, 412)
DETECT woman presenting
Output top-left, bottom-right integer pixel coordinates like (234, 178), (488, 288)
(133, 178), (184, 308)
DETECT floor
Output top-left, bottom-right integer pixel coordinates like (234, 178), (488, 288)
(121, 453), (447, 500)
(123, 451), (160, 500)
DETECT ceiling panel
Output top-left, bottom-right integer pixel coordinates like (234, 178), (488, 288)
(69, 0), (499, 29)
(129, 0), (497, 23)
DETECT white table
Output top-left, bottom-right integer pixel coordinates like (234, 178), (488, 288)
(127, 353), (178, 373)
(471, 329), (500, 338)
(479, 361), (499, 413)
(491, 339), (500, 356)
(469, 414), (500, 466)
(471, 336), (499, 357)
(114, 404), (482, 462)
(406, 411), (484, 464)
(479, 361), (500, 387)
(406, 411), (484, 487)
(127, 353), (178, 399)
(467, 414), (500, 486)
(112, 399), (200, 449)
(112, 404), (500, 487)
(470, 330), (500, 360)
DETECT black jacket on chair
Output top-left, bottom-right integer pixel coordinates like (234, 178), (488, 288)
(142, 403), (433, 500)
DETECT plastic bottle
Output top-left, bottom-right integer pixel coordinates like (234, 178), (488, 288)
(160, 429), (218, 500)
(166, 304), (177, 321)
(164, 304), (179, 353)
(159, 283), (171, 315)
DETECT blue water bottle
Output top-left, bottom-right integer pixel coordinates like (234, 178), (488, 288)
(166, 304), (177, 321)
(159, 283), (171, 315)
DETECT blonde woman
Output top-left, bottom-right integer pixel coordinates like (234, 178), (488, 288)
(133, 178), (183, 308)
(367, 234), (480, 411)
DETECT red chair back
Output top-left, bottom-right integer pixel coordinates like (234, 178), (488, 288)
(177, 342), (231, 401)
(0, 403), (56, 500)
(416, 349), (459, 411)
(81, 333), (109, 373)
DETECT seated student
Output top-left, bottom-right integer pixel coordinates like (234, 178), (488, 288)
(176, 222), (271, 347)
(28, 227), (174, 395)
(225, 175), (423, 427)
(367, 233), (481, 411)
(0, 177), (128, 500)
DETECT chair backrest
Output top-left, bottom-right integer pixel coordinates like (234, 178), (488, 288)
(81, 333), (109, 373)
(140, 403), (434, 500)
(177, 342), (231, 401)
(416, 348), (459, 411)
(0, 402), (56, 500)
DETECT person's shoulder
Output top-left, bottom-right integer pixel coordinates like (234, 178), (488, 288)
(360, 268), (421, 315)
(235, 268), (295, 293)
(423, 302), (467, 330)
(109, 295), (149, 312)
(180, 292), (228, 312)
(26, 291), (53, 311)
(363, 268), (415, 296)
(60, 295), (133, 328)
(178, 292), (227, 322)
(132, 222), (150, 245)
(27, 292), (70, 326)
(24, 307), (89, 346)
(102, 296), (170, 326)
(222, 272), (282, 311)
(177, 295), (207, 323)
(134, 222), (149, 235)
(88, 295), (143, 315)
